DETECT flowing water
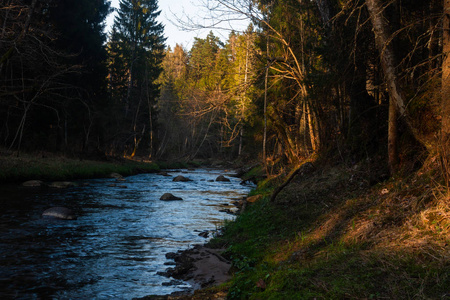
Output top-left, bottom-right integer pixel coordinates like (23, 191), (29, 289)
(0, 168), (253, 299)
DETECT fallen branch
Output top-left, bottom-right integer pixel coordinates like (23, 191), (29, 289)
(270, 162), (315, 202)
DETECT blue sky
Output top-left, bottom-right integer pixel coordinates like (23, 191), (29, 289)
(106, 0), (249, 49)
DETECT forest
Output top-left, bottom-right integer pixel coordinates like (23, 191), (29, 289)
(1, 0), (449, 179)
(2, 0), (450, 298)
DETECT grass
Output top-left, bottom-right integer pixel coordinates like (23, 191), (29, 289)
(0, 149), (223, 183)
(3, 149), (449, 299)
(0, 152), (161, 183)
(207, 158), (450, 299)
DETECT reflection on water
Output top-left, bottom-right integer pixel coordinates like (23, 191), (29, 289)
(0, 169), (252, 299)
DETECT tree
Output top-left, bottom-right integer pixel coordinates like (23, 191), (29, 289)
(0, 0), (110, 154)
(365, 0), (408, 174)
(109, 0), (166, 157)
(48, 0), (111, 152)
(442, 0), (450, 184)
(443, 0), (450, 137)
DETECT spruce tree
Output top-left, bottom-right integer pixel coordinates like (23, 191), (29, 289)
(110, 0), (166, 157)
(48, 0), (111, 153)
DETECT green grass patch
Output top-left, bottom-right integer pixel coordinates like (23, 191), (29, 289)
(208, 163), (450, 299)
(0, 155), (160, 183)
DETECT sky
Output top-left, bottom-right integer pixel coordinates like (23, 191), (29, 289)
(106, 0), (250, 50)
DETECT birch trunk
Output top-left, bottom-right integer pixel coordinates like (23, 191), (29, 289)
(365, 0), (405, 173)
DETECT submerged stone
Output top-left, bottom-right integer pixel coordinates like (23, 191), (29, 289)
(49, 181), (75, 189)
(22, 180), (45, 187)
(42, 207), (77, 220)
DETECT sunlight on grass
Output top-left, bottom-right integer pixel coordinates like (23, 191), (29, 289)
(211, 157), (450, 299)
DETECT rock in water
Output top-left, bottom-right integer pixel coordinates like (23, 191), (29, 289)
(48, 181), (75, 189)
(215, 175), (230, 182)
(160, 193), (183, 201)
(172, 175), (192, 182)
(22, 180), (45, 187)
(109, 172), (123, 179)
(42, 207), (77, 220)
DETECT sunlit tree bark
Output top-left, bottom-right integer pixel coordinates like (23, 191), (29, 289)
(442, 0), (450, 184)
(443, 0), (450, 137)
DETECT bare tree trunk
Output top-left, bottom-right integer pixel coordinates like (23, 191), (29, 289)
(307, 102), (317, 152)
(263, 38), (269, 172)
(443, 0), (450, 136)
(238, 127), (244, 156)
(314, 0), (332, 25)
(428, 1), (440, 71)
(388, 93), (398, 171)
(145, 66), (153, 158)
(365, 0), (406, 174)
(442, 0), (450, 185)
(238, 37), (250, 157)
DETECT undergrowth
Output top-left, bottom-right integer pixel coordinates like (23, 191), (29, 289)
(211, 157), (450, 299)
(0, 153), (160, 183)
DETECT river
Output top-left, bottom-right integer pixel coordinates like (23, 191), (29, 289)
(0, 168), (253, 299)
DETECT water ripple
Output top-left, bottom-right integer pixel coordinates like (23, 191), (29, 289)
(0, 169), (253, 299)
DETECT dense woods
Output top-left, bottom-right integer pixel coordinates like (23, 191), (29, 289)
(160, 0), (448, 179)
(0, 0), (164, 158)
(0, 0), (449, 179)
(0, 0), (111, 155)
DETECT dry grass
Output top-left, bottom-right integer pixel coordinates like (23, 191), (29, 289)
(217, 154), (450, 299)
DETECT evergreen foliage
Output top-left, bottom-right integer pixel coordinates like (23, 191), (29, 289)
(0, 0), (447, 179)
(107, 0), (166, 157)
(0, 0), (111, 154)
(157, 29), (258, 160)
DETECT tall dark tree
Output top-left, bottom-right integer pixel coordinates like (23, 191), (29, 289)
(0, 0), (111, 154)
(48, 0), (111, 153)
(109, 0), (166, 157)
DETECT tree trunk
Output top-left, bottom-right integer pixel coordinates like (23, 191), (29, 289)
(314, 0), (332, 25)
(307, 102), (317, 152)
(428, 1), (440, 71)
(388, 93), (398, 172)
(263, 37), (269, 172)
(146, 66), (154, 158)
(442, 0), (450, 185)
(443, 0), (450, 136)
(365, 0), (405, 174)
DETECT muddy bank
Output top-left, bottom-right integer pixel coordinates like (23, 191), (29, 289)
(134, 245), (231, 300)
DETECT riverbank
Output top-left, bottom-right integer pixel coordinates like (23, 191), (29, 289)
(0, 152), (160, 183)
(152, 156), (450, 299)
(0, 151), (217, 184)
